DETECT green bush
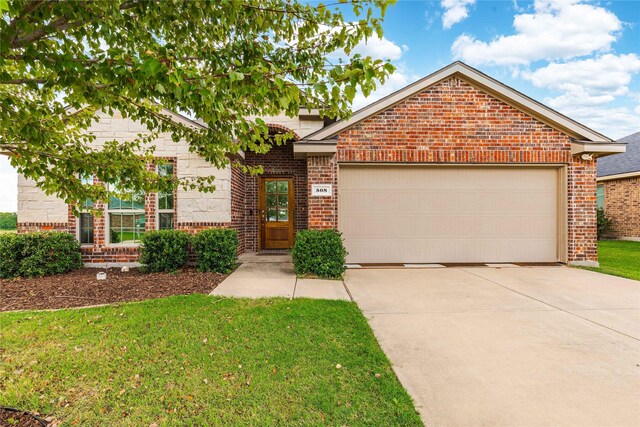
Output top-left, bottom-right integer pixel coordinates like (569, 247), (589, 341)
(192, 228), (238, 274)
(291, 229), (347, 279)
(0, 232), (83, 278)
(110, 229), (121, 244)
(0, 233), (24, 278)
(140, 230), (190, 272)
(0, 212), (17, 230)
(597, 208), (614, 239)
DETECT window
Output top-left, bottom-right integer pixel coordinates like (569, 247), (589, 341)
(597, 184), (605, 210)
(265, 179), (289, 222)
(79, 175), (94, 244)
(108, 182), (146, 244)
(79, 214), (94, 244)
(157, 163), (175, 229)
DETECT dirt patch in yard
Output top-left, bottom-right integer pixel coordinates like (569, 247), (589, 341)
(0, 268), (225, 312)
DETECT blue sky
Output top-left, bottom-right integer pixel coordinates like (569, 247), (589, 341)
(1, 0), (639, 212)
(346, 0), (640, 138)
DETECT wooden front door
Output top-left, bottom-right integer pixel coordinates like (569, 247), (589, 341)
(259, 177), (295, 249)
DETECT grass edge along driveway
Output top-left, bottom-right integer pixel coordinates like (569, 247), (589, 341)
(582, 240), (640, 281)
(0, 295), (422, 426)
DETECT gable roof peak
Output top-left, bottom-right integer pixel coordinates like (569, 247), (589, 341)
(300, 61), (612, 143)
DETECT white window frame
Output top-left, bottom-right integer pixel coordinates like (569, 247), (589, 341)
(157, 163), (175, 230)
(106, 182), (146, 247)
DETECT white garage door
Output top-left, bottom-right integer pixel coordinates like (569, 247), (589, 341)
(339, 166), (561, 264)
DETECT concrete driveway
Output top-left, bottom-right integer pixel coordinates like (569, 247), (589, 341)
(346, 266), (640, 426)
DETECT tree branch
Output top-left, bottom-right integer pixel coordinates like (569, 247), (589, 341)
(10, 1), (141, 49)
(0, 78), (47, 84)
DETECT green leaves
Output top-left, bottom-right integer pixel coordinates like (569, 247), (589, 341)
(228, 71), (245, 82)
(0, 0), (395, 207)
(141, 57), (163, 77)
(291, 230), (347, 279)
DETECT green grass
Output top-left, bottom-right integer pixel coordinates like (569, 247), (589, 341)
(0, 295), (421, 426)
(584, 240), (640, 281)
(0, 229), (16, 234)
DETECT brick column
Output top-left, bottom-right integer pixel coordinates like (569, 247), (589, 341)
(307, 155), (338, 229)
(145, 192), (156, 232)
(567, 156), (598, 266)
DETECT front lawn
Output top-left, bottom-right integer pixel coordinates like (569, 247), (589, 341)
(585, 240), (640, 281)
(0, 295), (421, 426)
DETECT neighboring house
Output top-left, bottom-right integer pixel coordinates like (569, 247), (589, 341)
(17, 62), (625, 267)
(597, 131), (640, 240)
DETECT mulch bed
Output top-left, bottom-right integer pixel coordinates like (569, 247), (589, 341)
(0, 268), (226, 312)
(0, 407), (50, 426)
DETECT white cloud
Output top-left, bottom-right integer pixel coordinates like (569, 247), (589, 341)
(351, 36), (406, 61)
(0, 156), (18, 212)
(352, 65), (421, 110)
(523, 53), (640, 107)
(452, 0), (620, 66)
(320, 23), (406, 62)
(325, 29), (414, 111)
(523, 54), (640, 97)
(441, 0), (476, 29)
(549, 103), (640, 140)
(517, 54), (640, 139)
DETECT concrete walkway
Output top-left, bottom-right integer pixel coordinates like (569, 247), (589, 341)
(346, 266), (640, 426)
(210, 253), (351, 300)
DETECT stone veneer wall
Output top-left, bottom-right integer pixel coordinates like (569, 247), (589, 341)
(603, 176), (640, 239)
(16, 111), (233, 264)
(306, 76), (598, 264)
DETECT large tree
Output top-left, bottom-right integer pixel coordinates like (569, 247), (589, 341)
(0, 0), (394, 207)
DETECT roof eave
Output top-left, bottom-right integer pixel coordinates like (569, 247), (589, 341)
(293, 140), (337, 159)
(571, 141), (626, 158)
(597, 170), (640, 181)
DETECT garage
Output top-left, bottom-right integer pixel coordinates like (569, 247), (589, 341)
(339, 165), (564, 264)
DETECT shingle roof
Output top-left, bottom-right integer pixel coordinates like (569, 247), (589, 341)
(597, 131), (640, 177)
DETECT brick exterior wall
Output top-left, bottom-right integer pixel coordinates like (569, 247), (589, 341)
(307, 76), (598, 263)
(230, 165), (247, 253)
(17, 222), (70, 233)
(307, 155), (338, 229)
(602, 176), (640, 239)
(568, 160), (598, 262)
(243, 141), (308, 252)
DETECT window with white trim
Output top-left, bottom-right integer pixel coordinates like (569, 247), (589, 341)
(108, 182), (146, 244)
(157, 163), (175, 230)
(78, 175), (94, 244)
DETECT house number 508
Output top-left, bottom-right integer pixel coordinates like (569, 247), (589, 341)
(311, 184), (332, 196)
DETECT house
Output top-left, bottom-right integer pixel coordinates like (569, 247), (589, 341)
(17, 62), (625, 267)
(597, 131), (640, 240)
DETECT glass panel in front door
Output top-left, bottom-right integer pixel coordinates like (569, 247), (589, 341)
(265, 179), (290, 222)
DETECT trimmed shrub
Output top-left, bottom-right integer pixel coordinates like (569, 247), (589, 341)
(14, 232), (83, 278)
(0, 212), (17, 230)
(0, 233), (24, 278)
(291, 229), (347, 279)
(597, 208), (614, 239)
(140, 230), (190, 272)
(192, 228), (238, 274)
